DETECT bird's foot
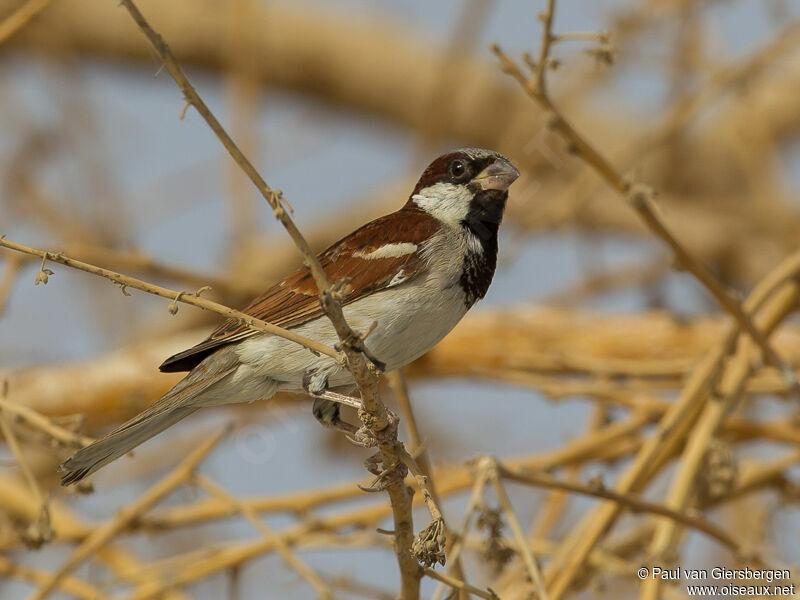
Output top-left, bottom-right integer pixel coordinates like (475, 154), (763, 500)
(357, 449), (408, 492)
(346, 408), (400, 448)
(305, 369), (364, 435)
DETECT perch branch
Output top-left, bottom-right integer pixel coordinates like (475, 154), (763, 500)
(113, 2), (434, 596)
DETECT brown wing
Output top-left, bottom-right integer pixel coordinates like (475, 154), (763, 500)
(159, 209), (439, 372)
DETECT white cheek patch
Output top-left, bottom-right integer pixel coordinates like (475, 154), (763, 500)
(412, 182), (472, 226)
(355, 243), (418, 260)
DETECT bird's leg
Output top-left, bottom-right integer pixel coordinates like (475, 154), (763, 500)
(311, 389), (363, 410)
(302, 368), (400, 455)
(311, 397), (358, 435)
(304, 369), (361, 435)
(310, 394), (405, 491)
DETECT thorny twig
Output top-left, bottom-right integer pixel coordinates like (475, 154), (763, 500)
(423, 567), (499, 600)
(0, 237), (339, 359)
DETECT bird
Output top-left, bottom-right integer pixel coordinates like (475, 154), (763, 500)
(59, 148), (520, 485)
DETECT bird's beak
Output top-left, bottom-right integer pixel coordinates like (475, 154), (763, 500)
(473, 157), (520, 191)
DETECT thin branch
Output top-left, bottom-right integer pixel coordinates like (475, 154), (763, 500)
(387, 370), (426, 466)
(486, 458), (549, 600)
(0, 393), (93, 449)
(0, 556), (106, 600)
(551, 31), (608, 43)
(491, 2), (795, 392)
(30, 425), (229, 600)
(0, 382), (52, 549)
(194, 474), (336, 600)
(0, 253), (24, 317)
(0, 237), (339, 359)
(389, 370), (473, 590)
(63, 241), (257, 298)
(423, 567), (499, 600)
(496, 464), (751, 558)
(398, 447), (446, 569)
(430, 467), (491, 600)
(0, 0), (53, 45)
(532, 0), (556, 97)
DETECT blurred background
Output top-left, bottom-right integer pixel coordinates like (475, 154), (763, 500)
(2, 0), (800, 598)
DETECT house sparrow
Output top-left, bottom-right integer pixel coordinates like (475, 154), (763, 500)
(60, 148), (519, 485)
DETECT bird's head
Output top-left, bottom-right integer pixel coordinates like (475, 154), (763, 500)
(406, 148), (520, 230)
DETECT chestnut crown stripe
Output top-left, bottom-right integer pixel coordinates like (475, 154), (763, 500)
(159, 210), (440, 372)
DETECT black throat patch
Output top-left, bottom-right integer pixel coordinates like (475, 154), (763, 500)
(459, 189), (507, 307)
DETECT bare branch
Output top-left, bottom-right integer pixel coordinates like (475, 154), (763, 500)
(0, 236), (339, 359)
(30, 425), (229, 600)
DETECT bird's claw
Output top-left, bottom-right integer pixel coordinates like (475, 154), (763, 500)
(346, 408), (400, 448)
(365, 352), (386, 373)
(357, 451), (408, 492)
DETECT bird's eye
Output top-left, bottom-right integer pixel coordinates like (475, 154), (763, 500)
(448, 159), (468, 181)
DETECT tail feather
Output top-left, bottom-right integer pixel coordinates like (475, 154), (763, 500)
(59, 404), (198, 485)
(60, 361), (237, 485)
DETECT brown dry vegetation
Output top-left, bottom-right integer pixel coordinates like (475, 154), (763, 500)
(1, 0), (800, 599)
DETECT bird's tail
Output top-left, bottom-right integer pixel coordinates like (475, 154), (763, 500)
(60, 363), (236, 486)
(59, 403), (198, 485)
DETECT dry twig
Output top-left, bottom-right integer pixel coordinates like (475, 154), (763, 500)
(193, 473), (336, 600)
(30, 425), (229, 600)
(0, 0), (53, 45)
(0, 382), (52, 549)
(491, 1), (795, 392)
